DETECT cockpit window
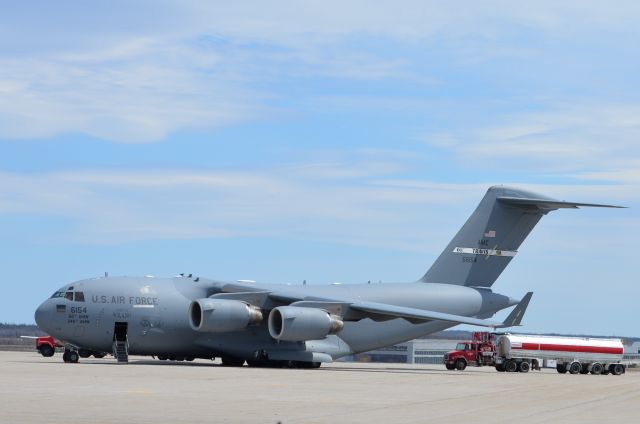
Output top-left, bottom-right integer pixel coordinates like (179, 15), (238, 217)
(51, 290), (85, 302)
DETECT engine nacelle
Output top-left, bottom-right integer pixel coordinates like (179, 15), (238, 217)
(189, 298), (262, 332)
(268, 306), (344, 341)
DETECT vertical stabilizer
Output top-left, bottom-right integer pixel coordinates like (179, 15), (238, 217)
(420, 186), (622, 287)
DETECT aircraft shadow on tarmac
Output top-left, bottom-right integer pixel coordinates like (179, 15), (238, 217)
(20, 356), (497, 375)
(97, 359), (491, 375)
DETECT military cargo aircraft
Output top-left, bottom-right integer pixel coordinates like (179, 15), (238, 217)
(34, 186), (621, 367)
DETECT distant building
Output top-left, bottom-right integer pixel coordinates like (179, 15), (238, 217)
(342, 339), (458, 364)
(623, 341), (640, 365)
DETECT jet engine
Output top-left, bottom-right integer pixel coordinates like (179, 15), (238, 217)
(268, 306), (344, 341)
(189, 298), (263, 332)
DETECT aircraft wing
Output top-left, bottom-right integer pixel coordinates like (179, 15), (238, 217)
(349, 301), (503, 327)
(216, 281), (532, 328)
(350, 292), (532, 328)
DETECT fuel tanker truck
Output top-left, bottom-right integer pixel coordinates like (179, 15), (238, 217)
(444, 332), (626, 375)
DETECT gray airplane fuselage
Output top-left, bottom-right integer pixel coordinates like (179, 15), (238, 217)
(35, 276), (516, 360)
(33, 186), (621, 364)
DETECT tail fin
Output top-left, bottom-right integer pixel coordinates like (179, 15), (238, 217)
(420, 186), (623, 287)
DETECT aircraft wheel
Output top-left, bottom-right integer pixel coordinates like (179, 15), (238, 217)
(38, 344), (55, 357)
(519, 361), (530, 373)
(157, 355), (168, 360)
(93, 352), (106, 358)
(590, 363), (603, 375)
(556, 364), (567, 374)
(67, 351), (79, 363)
(505, 360), (518, 373)
(568, 362), (582, 374)
(185, 357), (194, 362)
(78, 349), (91, 358)
(455, 359), (466, 371)
(221, 356), (245, 367)
(62, 350), (70, 363)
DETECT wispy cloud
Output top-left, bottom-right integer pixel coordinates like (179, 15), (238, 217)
(0, 158), (474, 248)
(3, 1), (640, 143)
(0, 38), (262, 143)
(0, 159), (636, 249)
(423, 103), (640, 177)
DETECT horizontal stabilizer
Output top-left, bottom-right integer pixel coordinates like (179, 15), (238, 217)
(498, 196), (625, 210)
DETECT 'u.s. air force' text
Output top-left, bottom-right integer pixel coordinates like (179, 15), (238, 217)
(91, 295), (159, 305)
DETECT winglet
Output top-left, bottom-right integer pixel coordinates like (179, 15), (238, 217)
(495, 292), (533, 328)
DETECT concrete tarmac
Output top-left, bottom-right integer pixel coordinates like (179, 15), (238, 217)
(1, 351), (638, 424)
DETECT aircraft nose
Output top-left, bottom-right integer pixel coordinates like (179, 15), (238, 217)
(34, 301), (52, 332)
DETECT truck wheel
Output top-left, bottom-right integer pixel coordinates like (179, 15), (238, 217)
(580, 364), (590, 374)
(569, 362), (581, 374)
(62, 350), (70, 363)
(505, 360), (517, 372)
(590, 363), (603, 375)
(519, 361), (530, 373)
(612, 364), (624, 376)
(445, 364), (455, 370)
(495, 364), (505, 372)
(455, 359), (466, 371)
(556, 364), (567, 374)
(38, 344), (55, 357)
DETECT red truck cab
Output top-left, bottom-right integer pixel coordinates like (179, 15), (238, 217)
(36, 336), (62, 357)
(444, 332), (497, 370)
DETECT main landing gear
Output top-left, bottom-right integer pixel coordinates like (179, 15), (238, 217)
(61, 348), (107, 363)
(62, 349), (79, 363)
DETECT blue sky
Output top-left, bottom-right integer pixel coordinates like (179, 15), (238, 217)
(1, 1), (638, 336)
